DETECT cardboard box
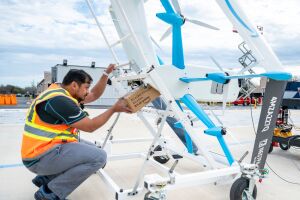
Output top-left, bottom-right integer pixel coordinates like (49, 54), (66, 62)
(124, 84), (160, 113)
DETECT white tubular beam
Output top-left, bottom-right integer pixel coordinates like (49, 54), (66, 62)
(167, 166), (240, 190)
(107, 153), (146, 161)
(215, 0), (283, 71)
(110, 34), (131, 48)
(110, 138), (153, 144)
(113, 0), (150, 68)
(85, 0), (120, 64)
(97, 169), (121, 194)
(117, 62), (131, 68)
(113, 73), (148, 82)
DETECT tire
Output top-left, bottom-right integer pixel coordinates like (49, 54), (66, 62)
(230, 177), (257, 200)
(279, 143), (290, 151)
(153, 146), (170, 164)
(268, 144), (273, 153)
(144, 192), (159, 200)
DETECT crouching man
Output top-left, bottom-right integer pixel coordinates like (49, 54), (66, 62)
(21, 64), (132, 200)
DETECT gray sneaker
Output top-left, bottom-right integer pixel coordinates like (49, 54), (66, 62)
(32, 175), (49, 187)
(34, 185), (62, 200)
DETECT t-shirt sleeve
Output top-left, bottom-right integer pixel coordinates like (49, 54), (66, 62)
(44, 96), (87, 125)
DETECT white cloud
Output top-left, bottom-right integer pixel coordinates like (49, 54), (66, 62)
(0, 0), (300, 87)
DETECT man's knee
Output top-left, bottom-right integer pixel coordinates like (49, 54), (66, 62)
(94, 149), (107, 168)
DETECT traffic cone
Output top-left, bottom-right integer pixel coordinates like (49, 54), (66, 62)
(0, 95), (4, 105)
(10, 94), (17, 105)
(4, 95), (11, 105)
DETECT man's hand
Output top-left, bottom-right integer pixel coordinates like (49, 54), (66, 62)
(112, 98), (132, 113)
(105, 64), (116, 74)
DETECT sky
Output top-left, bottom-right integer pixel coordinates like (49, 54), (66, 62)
(1, 0), (300, 87)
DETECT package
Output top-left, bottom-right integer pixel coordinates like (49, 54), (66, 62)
(124, 84), (161, 113)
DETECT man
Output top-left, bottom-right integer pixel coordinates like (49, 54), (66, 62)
(21, 64), (131, 200)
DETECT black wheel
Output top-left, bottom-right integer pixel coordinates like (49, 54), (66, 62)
(144, 192), (159, 200)
(268, 144), (273, 153)
(279, 143), (290, 151)
(153, 146), (170, 164)
(230, 177), (257, 200)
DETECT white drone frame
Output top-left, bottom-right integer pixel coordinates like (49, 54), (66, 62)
(84, 0), (284, 199)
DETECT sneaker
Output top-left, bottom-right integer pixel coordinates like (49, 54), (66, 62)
(32, 175), (50, 187)
(34, 185), (60, 200)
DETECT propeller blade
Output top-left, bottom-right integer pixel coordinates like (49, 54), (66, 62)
(150, 36), (161, 50)
(186, 18), (219, 30)
(171, 0), (181, 14)
(210, 56), (224, 72)
(160, 26), (172, 41)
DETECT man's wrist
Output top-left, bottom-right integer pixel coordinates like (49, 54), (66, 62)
(103, 71), (109, 77)
(110, 106), (116, 113)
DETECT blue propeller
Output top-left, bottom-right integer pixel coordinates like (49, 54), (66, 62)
(156, 0), (219, 70)
(180, 71), (292, 83)
(156, 0), (184, 69)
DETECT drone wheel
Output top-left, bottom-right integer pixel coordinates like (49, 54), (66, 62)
(230, 177), (257, 200)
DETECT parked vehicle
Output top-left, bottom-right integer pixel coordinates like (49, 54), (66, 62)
(232, 97), (257, 106)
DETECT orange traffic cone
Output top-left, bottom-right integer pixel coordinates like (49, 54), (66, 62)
(10, 94), (17, 105)
(4, 94), (11, 105)
(0, 95), (4, 105)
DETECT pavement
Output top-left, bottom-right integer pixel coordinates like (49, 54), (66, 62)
(0, 107), (300, 200)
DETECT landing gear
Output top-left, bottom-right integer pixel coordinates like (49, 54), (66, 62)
(153, 146), (170, 164)
(268, 144), (273, 153)
(230, 177), (257, 200)
(144, 191), (166, 200)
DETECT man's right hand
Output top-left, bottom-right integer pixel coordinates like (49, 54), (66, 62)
(112, 98), (132, 113)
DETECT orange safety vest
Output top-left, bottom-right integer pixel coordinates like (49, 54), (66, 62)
(21, 84), (79, 160)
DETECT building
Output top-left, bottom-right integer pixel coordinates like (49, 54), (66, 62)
(51, 60), (119, 106)
(37, 71), (52, 95)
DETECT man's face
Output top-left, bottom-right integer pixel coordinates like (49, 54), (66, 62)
(74, 82), (90, 102)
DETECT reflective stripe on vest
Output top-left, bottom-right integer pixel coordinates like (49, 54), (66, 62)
(21, 84), (79, 160)
(24, 124), (78, 141)
(27, 88), (67, 122)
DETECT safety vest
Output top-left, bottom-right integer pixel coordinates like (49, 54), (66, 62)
(21, 84), (79, 160)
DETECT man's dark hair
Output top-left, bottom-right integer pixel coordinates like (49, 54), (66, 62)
(62, 69), (93, 86)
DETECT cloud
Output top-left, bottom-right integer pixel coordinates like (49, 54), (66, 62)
(0, 0), (300, 87)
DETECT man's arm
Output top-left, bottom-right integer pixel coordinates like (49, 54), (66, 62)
(71, 98), (131, 132)
(71, 107), (115, 132)
(84, 64), (115, 104)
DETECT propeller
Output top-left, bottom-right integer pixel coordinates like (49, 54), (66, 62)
(157, 0), (219, 69)
(210, 56), (225, 72)
(171, 0), (181, 13)
(159, 0), (219, 42)
(160, 26), (172, 41)
(150, 36), (162, 50)
(185, 18), (219, 30)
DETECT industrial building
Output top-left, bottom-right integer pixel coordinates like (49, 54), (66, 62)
(37, 60), (119, 106)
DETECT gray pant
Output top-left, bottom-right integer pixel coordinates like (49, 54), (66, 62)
(27, 140), (107, 199)
(152, 97), (198, 152)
